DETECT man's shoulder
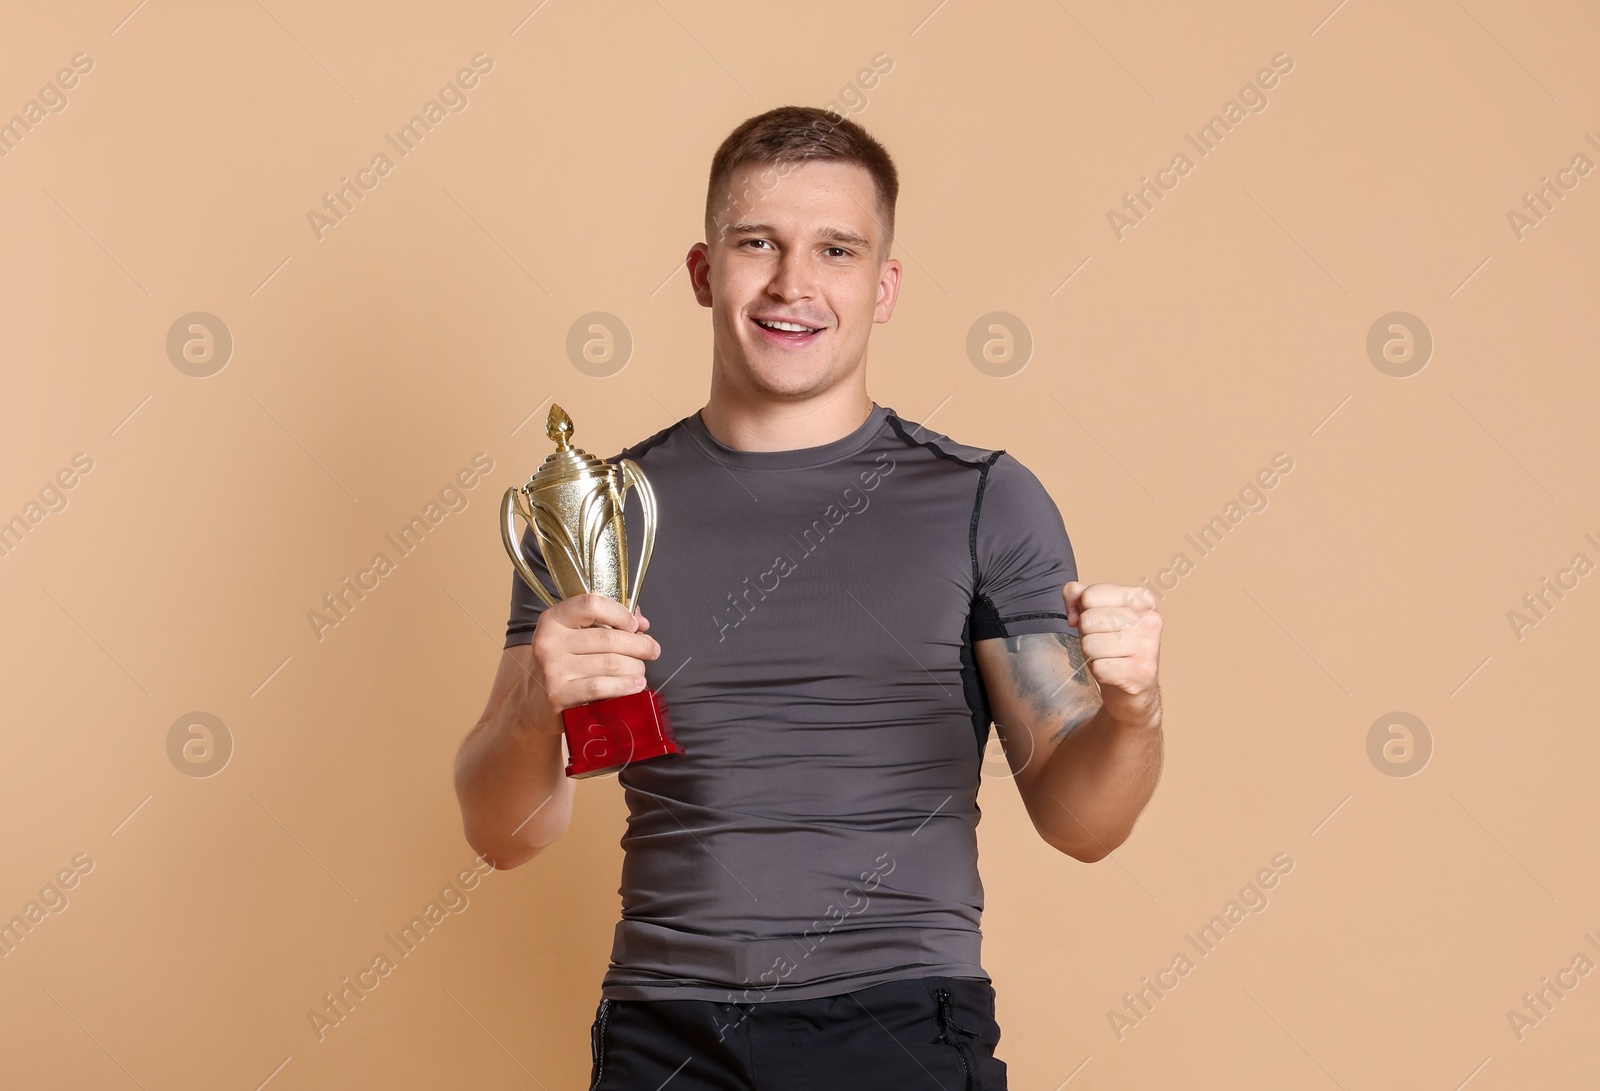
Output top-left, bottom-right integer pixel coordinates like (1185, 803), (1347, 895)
(880, 408), (1012, 472)
(882, 410), (1061, 517)
(606, 416), (693, 463)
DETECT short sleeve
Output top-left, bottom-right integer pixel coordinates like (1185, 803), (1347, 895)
(504, 523), (551, 648)
(969, 452), (1078, 641)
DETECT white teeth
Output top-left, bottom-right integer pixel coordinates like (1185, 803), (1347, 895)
(756, 319), (815, 333)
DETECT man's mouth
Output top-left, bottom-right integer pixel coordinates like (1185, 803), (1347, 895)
(750, 316), (825, 345)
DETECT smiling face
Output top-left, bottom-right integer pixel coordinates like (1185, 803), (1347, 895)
(687, 159), (902, 403)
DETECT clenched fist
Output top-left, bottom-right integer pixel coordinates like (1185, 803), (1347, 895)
(1063, 581), (1163, 728)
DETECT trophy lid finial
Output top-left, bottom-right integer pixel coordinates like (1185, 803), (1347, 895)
(547, 404), (574, 450)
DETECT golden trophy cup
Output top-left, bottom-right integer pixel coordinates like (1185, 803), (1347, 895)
(500, 403), (685, 778)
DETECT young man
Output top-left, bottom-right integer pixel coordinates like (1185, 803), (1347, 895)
(454, 106), (1164, 1090)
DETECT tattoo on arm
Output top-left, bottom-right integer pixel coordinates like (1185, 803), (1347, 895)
(1055, 631), (1090, 686)
(998, 632), (1099, 743)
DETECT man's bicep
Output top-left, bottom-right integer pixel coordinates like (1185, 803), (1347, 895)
(975, 631), (1101, 799)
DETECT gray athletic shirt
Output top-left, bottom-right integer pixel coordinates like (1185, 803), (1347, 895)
(503, 401), (1079, 1003)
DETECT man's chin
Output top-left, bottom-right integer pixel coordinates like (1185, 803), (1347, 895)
(738, 360), (836, 397)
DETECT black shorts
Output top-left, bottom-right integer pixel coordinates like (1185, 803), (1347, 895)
(586, 974), (1006, 1090)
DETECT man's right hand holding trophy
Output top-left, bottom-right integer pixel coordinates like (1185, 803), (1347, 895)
(452, 403), (682, 868)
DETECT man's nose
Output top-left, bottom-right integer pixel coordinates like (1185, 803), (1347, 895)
(766, 248), (813, 300)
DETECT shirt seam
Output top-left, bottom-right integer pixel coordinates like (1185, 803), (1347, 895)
(969, 451), (1005, 596)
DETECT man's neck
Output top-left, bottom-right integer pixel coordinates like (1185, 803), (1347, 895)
(697, 389), (874, 453)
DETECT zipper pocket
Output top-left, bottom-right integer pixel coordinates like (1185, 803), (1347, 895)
(589, 998), (613, 1091)
(935, 987), (979, 1091)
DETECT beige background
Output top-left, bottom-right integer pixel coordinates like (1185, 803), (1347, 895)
(2, 0), (1597, 1087)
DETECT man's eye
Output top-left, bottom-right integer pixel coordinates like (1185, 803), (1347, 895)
(825, 246), (851, 258)
(742, 238), (772, 250)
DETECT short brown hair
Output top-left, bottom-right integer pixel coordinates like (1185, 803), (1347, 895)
(704, 105), (900, 256)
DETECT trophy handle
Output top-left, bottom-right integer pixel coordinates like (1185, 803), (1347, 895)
(617, 459), (657, 615)
(500, 486), (560, 610)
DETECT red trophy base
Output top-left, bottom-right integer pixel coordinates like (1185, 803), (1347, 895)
(561, 688), (685, 779)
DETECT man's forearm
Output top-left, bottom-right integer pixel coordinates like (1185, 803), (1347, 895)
(1028, 699), (1163, 862)
(454, 707), (573, 869)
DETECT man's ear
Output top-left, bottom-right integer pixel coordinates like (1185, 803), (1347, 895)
(687, 242), (713, 308)
(873, 257), (902, 324)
